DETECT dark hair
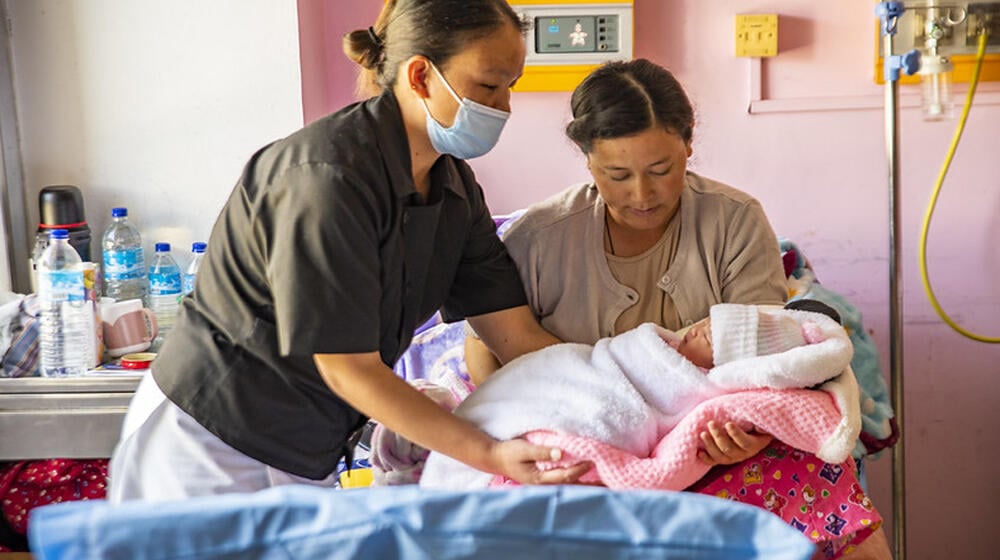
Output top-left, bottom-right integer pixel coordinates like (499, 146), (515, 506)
(343, 0), (527, 97)
(784, 299), (843, 325)
(565, 59), (694, 154)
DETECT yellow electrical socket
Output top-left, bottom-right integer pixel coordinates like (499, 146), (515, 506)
(735, 14), (778, 57)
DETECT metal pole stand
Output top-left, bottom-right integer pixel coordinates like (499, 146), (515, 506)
(875, 3), (919, 559)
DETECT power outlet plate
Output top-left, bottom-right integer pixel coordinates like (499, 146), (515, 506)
(735, 14), (778, 57)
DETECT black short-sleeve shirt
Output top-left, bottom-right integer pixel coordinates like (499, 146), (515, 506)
(153, 90), (527, 479)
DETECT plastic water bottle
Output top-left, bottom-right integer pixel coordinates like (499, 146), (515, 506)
(36, 229), (89, 377)
(148, 242), (182, 350)
(182, 242), (207, 295)
(102, 207), (147, 302)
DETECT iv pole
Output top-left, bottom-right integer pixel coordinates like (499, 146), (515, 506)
(876, 3), (919, 559)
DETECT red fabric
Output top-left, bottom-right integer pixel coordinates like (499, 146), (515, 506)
(0, 459), (108, 551)
(782, 248), (799, 278)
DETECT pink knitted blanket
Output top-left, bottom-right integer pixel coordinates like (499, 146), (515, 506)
(519, 383), (857, 490)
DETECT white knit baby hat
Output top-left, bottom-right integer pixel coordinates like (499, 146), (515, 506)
(709, 304), (806, 366)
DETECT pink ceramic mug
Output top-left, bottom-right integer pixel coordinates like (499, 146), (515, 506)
(101, 299), (158, 358)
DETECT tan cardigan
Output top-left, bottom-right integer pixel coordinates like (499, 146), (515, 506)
(503, 172), (788, 344)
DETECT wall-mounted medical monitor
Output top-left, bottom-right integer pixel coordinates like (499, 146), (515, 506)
(512, 2), (633, 67)
(535, 15), (619, 54)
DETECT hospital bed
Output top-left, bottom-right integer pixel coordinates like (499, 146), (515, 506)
(19, 215), (894, 560)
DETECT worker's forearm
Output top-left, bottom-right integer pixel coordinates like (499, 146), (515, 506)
(468, 306), (561, 365)
(492, 326), (561, 364)
(464, 335), (501, 385)
(314, 354), (500, 474)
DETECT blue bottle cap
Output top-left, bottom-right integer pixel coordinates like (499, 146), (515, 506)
(192, 242), (207, 253)
(50, 229), (69, 240)
(155, 242), (171, 252)
(111, 207), (128, 218)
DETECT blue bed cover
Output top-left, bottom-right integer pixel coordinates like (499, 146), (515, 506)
(30, 484), (814, 559)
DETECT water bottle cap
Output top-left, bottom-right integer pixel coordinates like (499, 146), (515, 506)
(192, 242), (207, 253)
(50, 229), (69, 240)
(111, 207), (128, 218)
(155, 242), (171, 252)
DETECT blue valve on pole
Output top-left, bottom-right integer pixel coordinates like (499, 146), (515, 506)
(876, 2), (905, 34)
(877, 2), (920, 82)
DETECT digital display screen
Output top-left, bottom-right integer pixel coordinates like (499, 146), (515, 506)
(536, 16), (597, 53)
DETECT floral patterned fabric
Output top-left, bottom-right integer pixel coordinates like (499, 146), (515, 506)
(688, 441), (881, 559)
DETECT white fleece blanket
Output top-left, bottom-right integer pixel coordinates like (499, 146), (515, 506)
(420, 312), (860, 490)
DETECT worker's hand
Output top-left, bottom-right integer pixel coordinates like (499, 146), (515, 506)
(697, 421), (773, 466)
(490, 439), (593, 485)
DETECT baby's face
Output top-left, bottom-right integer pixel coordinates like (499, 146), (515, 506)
(677, 318), (713, 369)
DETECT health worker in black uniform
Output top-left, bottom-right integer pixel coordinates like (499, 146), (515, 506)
(108, 0), (590, 502)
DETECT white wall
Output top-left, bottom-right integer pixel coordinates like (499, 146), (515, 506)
(10, 0), (304, 280)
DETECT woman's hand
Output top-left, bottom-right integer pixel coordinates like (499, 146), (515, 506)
(697, 421), (773, 466)
(490, 439), (593, 485)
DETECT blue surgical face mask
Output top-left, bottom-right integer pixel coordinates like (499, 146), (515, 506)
(421, 62), (510, 160)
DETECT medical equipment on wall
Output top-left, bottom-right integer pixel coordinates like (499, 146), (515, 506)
(508, 1), (633, 92)
(875, 1), (1000, 120)
(917, 6), (960, 119)
(878, 2), (1000, 343)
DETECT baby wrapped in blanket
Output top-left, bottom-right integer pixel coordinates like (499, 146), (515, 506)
(420, 302), (861, 490)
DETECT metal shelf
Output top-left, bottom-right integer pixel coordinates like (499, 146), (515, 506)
(0, 374), (142, 460)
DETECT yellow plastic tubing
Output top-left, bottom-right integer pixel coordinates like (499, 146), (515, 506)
(919, 30), (1000, 343)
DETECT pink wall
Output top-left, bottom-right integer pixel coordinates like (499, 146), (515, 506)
(299, 1), (1000, 558)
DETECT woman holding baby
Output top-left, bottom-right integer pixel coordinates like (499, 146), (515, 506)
(466, 59), (890, 557)
(467, 58), (786, 466)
